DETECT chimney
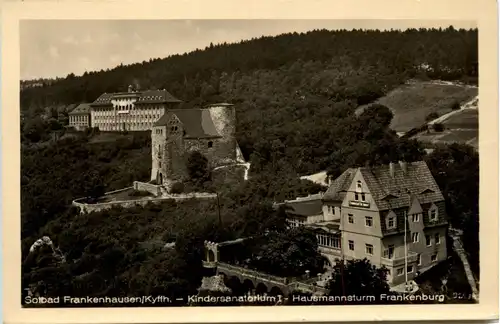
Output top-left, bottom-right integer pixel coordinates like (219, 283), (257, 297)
(389, 162), (395, 178)
(399, 161), (408, 174)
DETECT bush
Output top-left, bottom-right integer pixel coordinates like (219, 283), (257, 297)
(451, 101), (461, 110)
(170, 182), (184, 194)
(425, 112), (439, 122)
(432, 123), (445, 132)
(128, 190), (151, 197)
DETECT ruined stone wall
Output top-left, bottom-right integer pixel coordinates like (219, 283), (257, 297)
(165, 129), (187, 184)
(152, 105), (239, 188)
(208, 105), (237, 166)
(184, 138), (224, 168)
(151, 125), (167, 182)
(133, 181), (161, 196)
(72, 192), (217, 214)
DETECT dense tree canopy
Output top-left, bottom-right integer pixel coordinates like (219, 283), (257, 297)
(327, 258), (391, 303)
(21, 27), (479, 304)
(22, 27), (477, 176)
(246, 227), (325, 278)
(425, 143), (479, 276)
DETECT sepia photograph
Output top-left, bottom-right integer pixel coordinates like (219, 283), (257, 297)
(2, 0), (499, 323)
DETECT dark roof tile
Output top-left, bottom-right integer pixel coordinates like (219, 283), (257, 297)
(90, 89), (181, 106)
(283, 199), (323, 217)
(322, 169), (356, 202)
(359, 161), (444, 210)
(154, 108), (221, 139)
(69, 103), (91, 114)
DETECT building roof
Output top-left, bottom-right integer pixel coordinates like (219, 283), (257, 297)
(306, 221), (341, 234)
(322, 168), (356, 202)
(154, 108), (222, 139)
(69, 103), (91, 115)
(323, 161), (443, 211)
(66, 103), (78, 112)
(359, 161), (444, 211)
(206, 103), (234, 107)
(90, 89), (182, 106)
(282, 198), (323, 217)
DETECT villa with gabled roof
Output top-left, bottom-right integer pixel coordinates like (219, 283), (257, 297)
(279, 160), (448, 286)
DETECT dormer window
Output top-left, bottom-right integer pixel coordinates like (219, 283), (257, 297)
(208, 141), (213, 148)
(429, 205), (438, 221)
(386, 211), (397, 230)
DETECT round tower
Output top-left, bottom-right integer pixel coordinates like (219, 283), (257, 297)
(208, 103), (237, 165)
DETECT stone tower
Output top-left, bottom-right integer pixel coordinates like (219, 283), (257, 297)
(150, 103), (239, 192)
(207, 103), (237, 166)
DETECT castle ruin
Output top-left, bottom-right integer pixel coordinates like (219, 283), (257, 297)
(151, 103), (246, 192)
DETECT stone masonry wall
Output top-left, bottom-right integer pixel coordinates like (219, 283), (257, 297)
(151, 106), (239, 188)
(184, 138), (224, 168)
(133, 181), (161, 196)
(151, 125), (167, 182)
(208, 105), (237, 166)
(72, 192), (217, 214)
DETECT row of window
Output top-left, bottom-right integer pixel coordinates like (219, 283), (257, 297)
(349, 234), (441, 258)
(114, 115), (161, 121)
(93, 110), (163, 116)
(394, 254), (439, 276)
(411, 232), (441, 246)
(326, 206), (336, 214)
(346, 210), (439, 229)
(107, 104), (163, 110)
(95, 122), (154, 127)
(317, 234), (341, 249)
(354, 192), (366, 201)
(288, 218), (305, 227)
(70, 116), (88, 122)
(354, 181), (366, 201)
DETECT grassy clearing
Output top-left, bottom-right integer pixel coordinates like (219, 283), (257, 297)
(357, 81), (478, 133)
(439, 130), (478, 142)
(443, 109), (478, 129)
(413, 130), (478, 149)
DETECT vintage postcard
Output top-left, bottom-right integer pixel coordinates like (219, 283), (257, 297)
(2, 0), (499, 323)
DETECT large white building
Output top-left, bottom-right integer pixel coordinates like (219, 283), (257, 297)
(68, 103), (91, 131)
(89, 85), (182, 131)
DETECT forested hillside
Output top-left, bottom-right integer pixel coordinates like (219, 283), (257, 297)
(21, 27), (478, 175)
(21, 27), (479, 302)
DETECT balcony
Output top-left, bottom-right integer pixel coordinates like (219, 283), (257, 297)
(381, 251), (419, 267)
(318, 246), (342, 258)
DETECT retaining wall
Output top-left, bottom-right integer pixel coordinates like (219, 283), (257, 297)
(72, 190), (217, 214)
(133, 181), (162, 196)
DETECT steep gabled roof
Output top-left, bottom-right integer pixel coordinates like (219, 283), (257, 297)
(69, 103), (91, 114)
(283, 199), (323, 217)
(322, 168), (356, 202)
(65, 103), (78, 112)
(154, 109), (221, 139)
(91, 89), (181, 106)
(359, 161), (444, 211)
